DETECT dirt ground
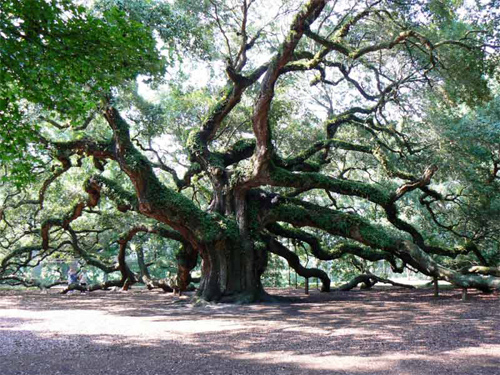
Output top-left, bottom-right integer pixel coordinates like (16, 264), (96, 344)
(0, 287), (499, 375)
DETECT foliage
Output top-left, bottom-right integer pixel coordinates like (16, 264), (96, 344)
(1, 0), (165, 185)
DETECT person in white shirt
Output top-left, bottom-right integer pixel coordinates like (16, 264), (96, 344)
(79, 269), (88, 293)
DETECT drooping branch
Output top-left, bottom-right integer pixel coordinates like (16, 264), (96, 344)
(334, 274), (377, 291)
(266, 236), (330, 292)
(0, 275), (67, 290)
(175, 243), (199, 292)
(460, 266), (500, 277)
(396, 241), (500, 293)
(264, 195), (500, 292)
(266, 222), (403, 272)
(116, 224), (188, 290)
(266, 159), (474, 258)
(108, 222), (197, 293)
(333, 273), (415, 291)
(117, 231), (138, 290)
(43, 107), (214, 246)
(1, 245), (44, 273)
(66, 226), (118, 274)
(39, 172), (139, 255)
(61, 279), (123, 294)
(41, 201), (87, 250)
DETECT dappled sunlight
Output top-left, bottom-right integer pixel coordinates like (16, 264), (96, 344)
(441, 344), (500, 357)
(329, 327), (390, 338)
(232, 351), (427, 372)
(1, 289), (499, 375)
(229, 340), (500, 373)
(0, 306), (263, 343)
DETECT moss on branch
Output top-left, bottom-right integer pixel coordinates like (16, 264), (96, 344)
(267, 222), (401, 269)
(269, 163), (391, 205)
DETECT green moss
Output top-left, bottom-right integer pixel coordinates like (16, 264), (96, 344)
(86, 175), (138, 210)
(210, 213), (240, 242)
(273, 203), (310, 223)
(190, 162), (201, 171)
(274, 202), (351, 236)
(41, 218), (63, 230)
(202, 85), (233, 126)
(358, 224), (394, 249)
(270, 163), (391, 206)
(271, 197), (395, 251)
(190, 212), (241, 244)
(208, 152), (225, 169)
(229, 164), (253, 188)
(247, 199), (262, 234)
(186, 130), (203, 154)
(231, 139), (255, 152)
(140, 172), (235, 244)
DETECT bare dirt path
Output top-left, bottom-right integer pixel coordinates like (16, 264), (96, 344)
(1, 288), (499, 375)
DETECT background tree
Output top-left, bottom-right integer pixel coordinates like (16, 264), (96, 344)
(1, 0), (500, 302)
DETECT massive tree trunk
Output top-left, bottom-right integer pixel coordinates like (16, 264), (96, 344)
(196, 238), (268, 302)
(196, 187), (268, 302)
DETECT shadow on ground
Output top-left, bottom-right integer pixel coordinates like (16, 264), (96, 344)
(1, 288), (499, 375)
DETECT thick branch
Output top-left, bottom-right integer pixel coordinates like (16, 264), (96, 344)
(246, 0), (328, 187)
(266, 222), (402, 271)
(391, 164), (438, 203)
(334, 273), (415, 291)
(266, 237), (330, 292)
(265, 196), (500, 292)
(104, 106), (221, 245)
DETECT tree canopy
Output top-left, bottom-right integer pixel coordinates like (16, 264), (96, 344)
(1, 0), (500, 302)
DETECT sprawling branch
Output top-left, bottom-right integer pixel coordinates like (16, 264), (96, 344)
(263, 195), (500, 292)
(103, 106), (222, 245)
(116, 224), (187, 290)
(0, 275), (67, 290)
(460, 266), (500, 277)
(334, 273), (415, 291)
(396, 241), (500, 293)
(266, 236), (330, 292)
(266, 222), (403, 272)
(266, 160), (471, 258)
(391, 164), (439, 203)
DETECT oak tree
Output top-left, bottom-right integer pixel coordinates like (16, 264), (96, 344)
(1, 0), (500, 302)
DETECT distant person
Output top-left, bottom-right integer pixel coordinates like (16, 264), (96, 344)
(67, 267), (78, 293)
(79, 269), (88, 293)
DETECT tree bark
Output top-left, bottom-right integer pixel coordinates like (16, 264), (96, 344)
(433, 276), (439, 297)
(196, 238), (268, 302)
(176, 243), (198, 292)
